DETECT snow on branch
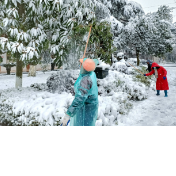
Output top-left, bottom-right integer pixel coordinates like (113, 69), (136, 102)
(7, 8), (19, 18)
(20, 47), (39, 60)
(3, 17), (18, 27)
(0, 37), (8, 50)
(8, 28), (18, 36)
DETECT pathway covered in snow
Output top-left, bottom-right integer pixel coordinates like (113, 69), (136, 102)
(0, 71), (55, 90)
(119, 64), (176, 126)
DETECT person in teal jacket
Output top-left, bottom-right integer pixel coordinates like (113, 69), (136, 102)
(61, 58), (99, 126)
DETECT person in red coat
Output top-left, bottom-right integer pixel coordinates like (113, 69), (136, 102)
(144, 62), (169, 97)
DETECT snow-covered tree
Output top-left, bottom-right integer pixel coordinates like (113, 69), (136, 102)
(165, 45), (176, 62)
(0, 0), (97, 85)
(87, 20), (115, 64)
(95, 0), (111, 22)
(0, 0), (148, 76)
(114, 15), (149, 65)
(115, 5), (174, 66)
(56, 0), (117, 69)
(0, 0), (49, 87)
(0, 1), (7, 55)
(146, 6), (174, 58)
(156, 5), (173, 23)
(109, 0), (144, 23)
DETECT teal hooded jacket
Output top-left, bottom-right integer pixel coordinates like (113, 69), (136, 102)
(66, 58), (99, 126)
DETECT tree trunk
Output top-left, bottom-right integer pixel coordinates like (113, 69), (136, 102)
(26, 64), (30, 72)
(28, 65), (36, 76)
(15, 1), (25, 88)
(17, 1), (25, 16)
(111, 54), (113, 66)
(136, 49), (140, 66)
(15, 59), (23, 88)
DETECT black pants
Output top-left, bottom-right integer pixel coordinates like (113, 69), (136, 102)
(51, 63), (55, 70)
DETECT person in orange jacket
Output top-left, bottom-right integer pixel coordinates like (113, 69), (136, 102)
(144, 62), (169, 97)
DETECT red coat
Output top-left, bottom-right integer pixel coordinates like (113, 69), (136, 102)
(145, 62), (169, 90)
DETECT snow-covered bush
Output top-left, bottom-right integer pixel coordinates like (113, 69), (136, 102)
(132, 66), (155, 88)
(110, 59), (128, 74)
(46, 70), (80, 95)
(127, 67), (135, 74)
(127, 58), (137, 64)
(30, 83), (48, 91)
(117, 52), (124, 60)
(96, 93), (133, 126)
(97, 70), (147, 100)
(0, 68), (152, 126)
(95, 70), (150, 126)
(97, 58), (111, 70)
(0, 88), (74, 126)
(125, 58), (147, 69)
(97, 57), (130, 75)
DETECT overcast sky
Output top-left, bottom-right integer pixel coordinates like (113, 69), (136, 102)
(134, 0), (176, 22)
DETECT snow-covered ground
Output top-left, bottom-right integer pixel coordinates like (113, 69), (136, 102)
(0, 63), (176, 126)
(0, 71), (56, 90)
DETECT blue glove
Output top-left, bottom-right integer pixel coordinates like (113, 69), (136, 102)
(163, 77), (166, 80)
(144, 74), (146, 76)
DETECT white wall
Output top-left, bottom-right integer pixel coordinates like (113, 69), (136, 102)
(0, 53), (7, 72)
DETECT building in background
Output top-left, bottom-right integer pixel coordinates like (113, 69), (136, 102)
(0, 53), (55, 73)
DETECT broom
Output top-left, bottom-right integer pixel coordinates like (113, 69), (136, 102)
(81, 25), (92, 59)
(126, 62), (144, 75)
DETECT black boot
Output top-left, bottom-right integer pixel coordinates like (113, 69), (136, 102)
(156, 90), (160, 96)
